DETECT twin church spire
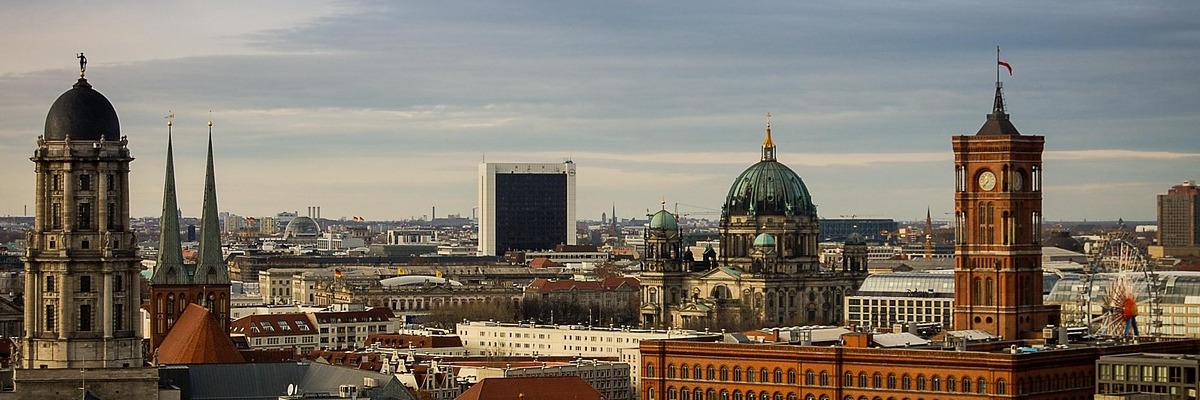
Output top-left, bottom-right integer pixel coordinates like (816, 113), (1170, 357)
(150, 115), (230, 285)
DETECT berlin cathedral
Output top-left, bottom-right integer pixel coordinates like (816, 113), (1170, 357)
(639, 119), (868, 329)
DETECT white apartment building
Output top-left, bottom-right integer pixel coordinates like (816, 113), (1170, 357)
(455, 321), (718, 393)
(312, 305), (401, 350)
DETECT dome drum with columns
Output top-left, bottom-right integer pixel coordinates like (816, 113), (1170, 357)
(639, 117), (868, 330)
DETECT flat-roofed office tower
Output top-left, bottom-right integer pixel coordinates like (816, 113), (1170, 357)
(478, 162), (576, 256)
(1158, 180), (1200, 247)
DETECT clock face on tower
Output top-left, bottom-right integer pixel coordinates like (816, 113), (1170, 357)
(978, 171), (997, 191)
(1013, 172), (1023, 192)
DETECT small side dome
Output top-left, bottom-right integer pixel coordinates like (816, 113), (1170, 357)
(845, 231), (866, 245)
(283, 216), (321, 239)
(752, 233), (776, 248)
(44, 78), (121, 141)
(649, 209), (679, 231)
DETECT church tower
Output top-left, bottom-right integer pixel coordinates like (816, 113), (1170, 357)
(639, 205), (685, 328)
(147, 119), (232, 356)
(951, 65), (1059, 339)
(22, 59), (143, 370)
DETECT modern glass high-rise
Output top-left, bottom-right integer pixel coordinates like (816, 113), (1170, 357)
(478, 162), (576, 256)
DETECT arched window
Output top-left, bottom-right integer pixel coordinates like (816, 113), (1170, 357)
(916, 375), (926, 391)
(707, 389), (716, 400)
(774, 368), (783, 384)
(733, 391), (743, 400)
(787, 369), (796, 385)
(721, 366), (729, 381)
(820, 371), (829, 386)
(695, 366), (702, 380)
(873, 373), (882, 388)
(844, 372), (854, 387)
(859, 372), (868, 387)
(946, 377), (956, 392)
(745, 392), (754, 400)
(649, 388), (656, 400)
(887, 374), (896, 389)
(978, 378), (987, 394)
(761, 369), (769, 383)
(960, 376), (970, 393)
(669, 388), (678, 400)
(682, 388), (691, 400)
(721, 390), (730, 400)
(668, 364), (677, 378)
(901, 374), (911, 390)
(996, 379), (1006, 395)
(761, 393), (769, 400)
(805, 370), (814, 385)
(647, 363), (656, 378)
(747, 367), (756, 383)
(707, 366), (715, 380)
(772, 393), (782, 400)
(681, 364), (690, 379)
(931, 376), (941, 391)
(733, 367), (742, 381)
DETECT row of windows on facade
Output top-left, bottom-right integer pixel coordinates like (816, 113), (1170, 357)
(46, 202), (121, 232)
(45, 274), (123, 293)
(647, 366), (1008, 395)
(466, 330), (639, 343)
(952, 203), (1042, 246)
(43, 303), (124, 332)
(50, 173), (117, 193)
(1098, 363), (1196, 384)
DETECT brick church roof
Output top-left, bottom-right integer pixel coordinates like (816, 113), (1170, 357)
(156, 303), (244, 364)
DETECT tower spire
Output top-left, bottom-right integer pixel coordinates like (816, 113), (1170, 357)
(151, 114), (188, 284)
(761, 112), (776, 161)
(196, 116), (229, 284)
(993, 46), (1006, 115)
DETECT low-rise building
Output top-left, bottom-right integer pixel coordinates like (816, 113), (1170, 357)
(456, 321), (719, 394)
(1096, 353), (1200, 398)
(452, 359), (631, 400)
(311, 305), (399, 350)
(229, 312), (319, 354)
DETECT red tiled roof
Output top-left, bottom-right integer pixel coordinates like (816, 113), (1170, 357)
(156, 303), (245, 364)
(312, 307), (394, 324)
(528, 258), (562, 269)
(229, 312), (317, 337)
(456, 376), (602, 400)
(367, 333), (463, 348)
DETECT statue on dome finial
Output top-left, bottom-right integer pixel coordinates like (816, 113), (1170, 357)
(77, 53), (87, 78)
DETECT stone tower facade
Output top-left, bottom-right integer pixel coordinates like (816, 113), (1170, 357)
(951, 80), (1060, 339)
(22, 76), (143, 370)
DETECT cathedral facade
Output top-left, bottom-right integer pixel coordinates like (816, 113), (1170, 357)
(639, 120), (868, 329)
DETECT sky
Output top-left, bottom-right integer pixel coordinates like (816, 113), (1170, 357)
(1, 0), (1197, 224)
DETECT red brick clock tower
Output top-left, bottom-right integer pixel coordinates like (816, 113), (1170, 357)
(951, 76), (1060, 340)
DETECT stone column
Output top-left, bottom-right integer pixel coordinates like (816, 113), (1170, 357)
(58, 271), (70, 340)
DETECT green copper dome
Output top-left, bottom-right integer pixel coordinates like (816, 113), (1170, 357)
(752, 233), (776, 248)
(649, 209), (679, 230)
(724, 121), (816, 217)
(845, 231), (866, 245)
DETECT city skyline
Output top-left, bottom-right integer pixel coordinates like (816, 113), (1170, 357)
(2, 1), (1197, 222)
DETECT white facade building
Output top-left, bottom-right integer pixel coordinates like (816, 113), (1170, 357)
(455, 321), (718, 393)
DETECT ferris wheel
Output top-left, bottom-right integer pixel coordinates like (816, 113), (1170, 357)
(1079, 237), (1163, 338)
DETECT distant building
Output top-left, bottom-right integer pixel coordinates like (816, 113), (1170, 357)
(819, 218), (899, 242)
(457, 376), (603, 400)
(478, 162), (577, 256)
(456, 321), (720, 394)
(310, 305), (400, 350)
(1151, 180), (1200, 258)
(1095, 353), (1200, 398)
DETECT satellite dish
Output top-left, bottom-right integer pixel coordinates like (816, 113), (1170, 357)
(287, 384), (297, 396)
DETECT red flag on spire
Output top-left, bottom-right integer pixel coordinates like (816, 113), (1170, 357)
(998, 60), (1013, 75)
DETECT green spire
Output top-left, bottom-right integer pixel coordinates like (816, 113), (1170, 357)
(195, 121), (229, 284)
(151, 123), (189, 285)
